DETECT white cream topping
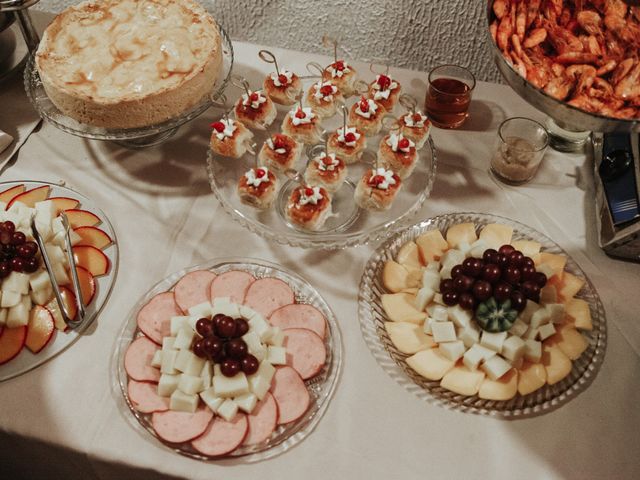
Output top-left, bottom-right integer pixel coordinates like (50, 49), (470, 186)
(298, 186), (323, 206)
(328, 61), (351, 78)
(386, 133), (415, 153)
(266, 137), (287, 154)
(242, 90), (267, 109)
(370, 168), (397, 190)
(316, 153), (340, 172)
(289, 107), (315, 126)
(214, 118), (236, 140)
(403, 111), (428, 128)
(337, 126), (361, 147)
(372, 75), (399, 100)
(313, 81), (338, 102)
(270, 70), (294, 87)
(355, 99), (378, 119)
(244, 167), (271, 187)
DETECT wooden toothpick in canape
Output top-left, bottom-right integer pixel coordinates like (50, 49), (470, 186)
(232, 76), (277, 130)
(259, 49), (303, 106)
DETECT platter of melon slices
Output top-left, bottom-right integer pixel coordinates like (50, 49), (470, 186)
(359, 213), (606, 417)
(0, 181), (118, 381)
(115, 258), (342, 461)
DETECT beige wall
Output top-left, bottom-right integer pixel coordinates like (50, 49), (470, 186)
(36, 0), (500, 82)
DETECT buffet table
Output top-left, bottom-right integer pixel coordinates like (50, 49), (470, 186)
(1, 35), (640, 479)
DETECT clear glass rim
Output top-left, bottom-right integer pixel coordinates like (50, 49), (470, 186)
(498, 116), (550, 153)
(428, 64), (476, 94)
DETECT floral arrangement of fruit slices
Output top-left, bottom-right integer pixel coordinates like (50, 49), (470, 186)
(123, 267), (329, 457)
(380, 222), (594, 401)
(0, 183), (114, 366)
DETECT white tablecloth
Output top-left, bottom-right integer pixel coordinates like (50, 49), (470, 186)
(1, 38), (639, 480)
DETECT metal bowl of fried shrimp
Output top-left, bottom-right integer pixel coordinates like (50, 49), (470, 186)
(487, 0), (640, 133)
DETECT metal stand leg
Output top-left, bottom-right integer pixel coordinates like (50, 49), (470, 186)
(14, 8), (38, 51)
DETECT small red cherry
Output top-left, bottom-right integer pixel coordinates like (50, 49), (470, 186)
(412, 113), (423, 123)
(359, 97), (369, 112)
(320, 84), (334, 96)
(398, 137), (410, 149)
(369, 174), (385, 186)
(295, 108), (306, 119)
(322, 155), (334, 166)
(377, 74), (391, 90)
(273, 135), (287, 149)
(211, 121), (225, 132)
(304, 187), (314, 196)
(278, 74), (289, 85)
(256, 168), (266, 177)
(249, 92), (260, 102)
(334, 60), (345, 71)
(344, 132), (356, 143)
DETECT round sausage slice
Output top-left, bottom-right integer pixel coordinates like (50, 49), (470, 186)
(283, 328), (327, 380)
(128, 380), (169, 413)
(136, 292), (183, 345)
(174, 270), (217, 312)
(124, 337), (160, 382)
(210, 271), (255, 304)
(269, 304), (327, 339)
(152, 407), (213, 444)
(270, 366), (310, 425)
(191, 414), (248, 456)
(243, 392), (278, 446)
(244, 278), (294, 318)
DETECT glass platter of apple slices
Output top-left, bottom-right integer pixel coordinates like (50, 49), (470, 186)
(0, 180), (118, 382)
(358, 213), (606, 417)
(114, 258), (342, 462)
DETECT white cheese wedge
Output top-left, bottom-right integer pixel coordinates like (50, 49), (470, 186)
(421, 270), (440, 291)
(178, 374), (204, 395)
(3, 272), (30, 295)
(458, 323), (480, 348)
(480, 331), (507, 353)
(174, 348), (192, 373)
(267, 346), (286, 365)
(151, 350), (163, 368)
(29, 270), (51, 293)
(447, 305), (472, 329)
(501, 335), (526, 362)
(243, 331), (267, 361)
(463, 343), (496, 370)
(199, 387), (223, 412)
(537, 322), (556, 341)
(173, 328), (195, 350)
(481, 355), (512, 380)
(7, 295), (31, 328)
(162, 336), (177, 350)
(406, 349), (455, 381)
(508, 318), (528, 337)
(188, 301), (213, 319)
(170, 390), (198, 413)
(213, 372), (249, 398)
(438, 340), (466, 362)
(530, 307), (551, 328)
(1, 290), (21, 308)
(170, 316), (191, 336)
(415, 286), (435, 312)
(519, 300), (539, 324)
(546, 304), (565, 324)
(161, 350), (179, 374)
(217, 399), (239, 421)
(441, 366), (485, 396)
(386, 322), (434, 354)
(158, 374), (180, 397)
(235, 392), (258, 413)
(201, 362), (213, 389)
(184, 353), (206, 377)
(431, 321), (456, 343)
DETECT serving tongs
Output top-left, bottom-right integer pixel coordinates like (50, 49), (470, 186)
(30, 212), (86, 329)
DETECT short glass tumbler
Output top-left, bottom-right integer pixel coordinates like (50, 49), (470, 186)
(424, 65), (476, 129)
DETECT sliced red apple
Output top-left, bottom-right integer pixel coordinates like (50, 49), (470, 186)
(0, 325), (27, 364)
(64, 209), (101, 228)
(46, 287), (78, 331)
(7, 185), (50, 209)
(65, 266), (96, 305)
(50, 197), (80, 215)
(74, 226), (112, 249)
(0, 184), (26, 205)
(72, 246), (109, 277)
(25, 306), (56, 353)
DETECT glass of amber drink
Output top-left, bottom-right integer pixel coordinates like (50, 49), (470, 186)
(425, 65), (476, 129)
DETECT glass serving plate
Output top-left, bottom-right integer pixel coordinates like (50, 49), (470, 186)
(0, 180), (119, 382)
(114, 257), (343, 462)
(207, 84), (437, 250)
(358, 212), (607, 418)
(23, 24), (234, 148)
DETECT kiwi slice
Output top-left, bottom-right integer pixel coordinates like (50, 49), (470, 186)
(475, 298), (518, 333)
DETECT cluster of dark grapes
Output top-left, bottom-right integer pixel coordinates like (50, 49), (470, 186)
(440, 245), (548, 312)
(191, 314), (259, 378)
(0, 221), (40, 276)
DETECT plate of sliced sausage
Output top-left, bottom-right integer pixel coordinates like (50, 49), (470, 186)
(115, 258), (342, 461)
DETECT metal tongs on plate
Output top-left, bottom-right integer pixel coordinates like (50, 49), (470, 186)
(30, 212), (86, 329)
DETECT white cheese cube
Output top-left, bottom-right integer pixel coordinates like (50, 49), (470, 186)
(260, 326), (276, 344)
(217, 399), (239, 421)
(482, 355), (512, 380)
(174, 348), (192, 373)
(3, 272), (30, 295)
(1, 290), (21, 308)
(415, 286), (435, 311)
(423, 317), (434, 335)
(170, 316), (191, 336)
(178, 374), (204, 395)
(249, 315), (271, 340)
(184, 353), (206, 377)
(199, 387), (223, 412)
(213, 372), (249, 398)
(248, 375), (271, 400)
(213, 364), (222, 377)
(267, 346), (286, 365)
(7, 295), (31, 328)
(459, 323), (480, 348)
(523, 327), (539, 340)
(44, 244), (66, 265)
(235, 392), (258, 413)
(51, 216), (64, 235)
(537, 263), (555, 279)
(508, 319), (528, 337)
(30, 283), (53, 306)
(187, 301), (213, 319)
(463, 343), (496, 370)
(51, 262), (69, 285)
(429, 304), (448, 322)
(537, 322), (556, 341)
(440, 249), (465, 269)
(480, 331), (507, 353)
(29, 270), (51, 293)
(157, 374), (180, 397)
(170, 390), (198, 413)
(433, 293), (444, 305)
(546, 304), (566, 324)
(519, 300), (539, 324)
(458, 241), (472, 257)
(265, 326), (283, 346)
(524, 339), (542, 363)
(68, 229), (81, 246)
(447, 305), (472, 329)
(438, 340), (466, 362)
(469, 239), (489, 258)
(431, 321), (456, 343)
(421, 271), (440, 291)
(35, 200), (55, 222)
(212, 298), (240, 317)
(161, 350), (179, 374)
(426, 260), (440, 272)
(530, 307), (551, 328)
(162, 336), (177, 351)
(151, 350), (163, 368)
(243, 331), (267, 361)
(201, 362), (213, 389)
(501, 335), (526, 362)
(173, 328), (195, 350)
(256, 360), (276, 384)
(239, 305), (258, 319)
